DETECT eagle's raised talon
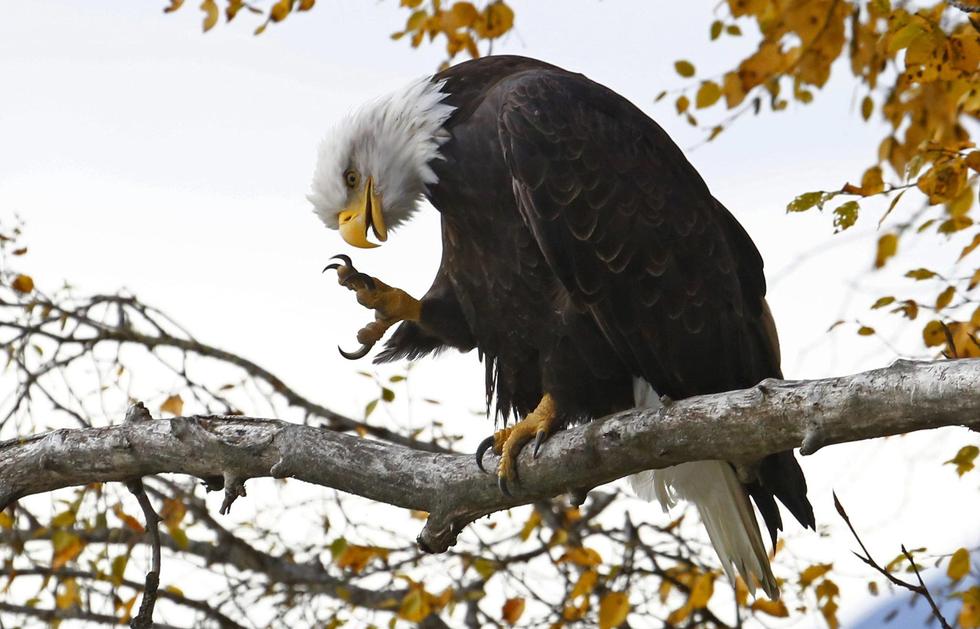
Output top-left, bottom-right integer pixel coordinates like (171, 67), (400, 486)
(340, 271), (376, 291)
(338, 343), (372, 360)
(331, 253), (353, 267)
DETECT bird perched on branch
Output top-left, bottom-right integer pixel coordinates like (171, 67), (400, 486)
(309, 55), (814, 598)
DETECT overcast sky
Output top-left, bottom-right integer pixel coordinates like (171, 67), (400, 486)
(2, 2), (976, 626)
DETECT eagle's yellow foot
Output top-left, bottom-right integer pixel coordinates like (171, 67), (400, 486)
(476, 394), (557, 495)
(324, 254), (421, 359)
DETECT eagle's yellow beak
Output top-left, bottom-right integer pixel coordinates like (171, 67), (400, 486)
(339, 177), (387, 249)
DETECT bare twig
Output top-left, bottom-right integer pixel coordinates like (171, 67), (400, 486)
(833, 493), (953, 629)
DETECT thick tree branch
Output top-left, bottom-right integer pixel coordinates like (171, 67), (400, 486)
(1, 359), (977, 553)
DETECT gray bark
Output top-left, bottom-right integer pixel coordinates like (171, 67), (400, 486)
(1, 358), (977, 553)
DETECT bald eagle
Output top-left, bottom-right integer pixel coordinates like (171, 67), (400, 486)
(309, 55), (814, 598)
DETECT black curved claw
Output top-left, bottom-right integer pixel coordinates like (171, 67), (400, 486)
(322, 263), (341, 273)
(330, 254), (354, 267)
(498, 475), (511, 497)
(475, 435), (495, 473)
(340, 271), (376, 291)
(338, 343), (372, 360)
(532, 431), (547, 458)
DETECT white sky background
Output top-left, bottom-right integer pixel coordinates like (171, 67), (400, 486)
(1, 1), (977, 626)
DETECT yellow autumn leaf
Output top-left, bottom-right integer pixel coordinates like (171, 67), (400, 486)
(959, 233), (980, 261)
(860, 166), (884, 195)
(675, 95), (690, 114)
(111, 554), (129, 587)
(199, 0), (218, 32)
(822, 599), (841, 629)
(570, 569), (598, 599)
(11, 274), (34, 293)
(800, 563), (833, 587)
(336, 544), (387, 573)
(51, 530), (84, 570)
(734, 576), (749, 606)
(906, 268), (937, 280)
(946, 445), (979, 476)
(923, 319), (949, 348)
(113, 505), (145, 532)
(967, 151), (980, 172)
(160, 394), (184, 416)
(56, 578), (81, 610)
(270, 0), (292, 22)
(398, 587), (430, 622)
(163, 0), (185, 13)
(948, 548), (971, 581)
(874, 233), (898, 268)
(695, 81), (722, 108)
(502, 597), (525, 624)
(298, 0), (315, 10)
(722, 71), (746, 108)
(689, 573), (715, 608)
(674, 60), (696, 77)
(519, 509), (540, 540)
(598, 591), (629, 629)
(959, 586), (980, 629)
(857, 326), (875, 336)
(558, 546), (602, 567)
(474, 1), (513, 39)
(861, 95), (873, 120)
(444, 2), (478, 30)
(935, 286), (955, 311)
(751, 597), (789, 617)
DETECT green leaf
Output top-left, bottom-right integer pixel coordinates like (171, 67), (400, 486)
(787, 191), (825, 213)
(833, 200), (860, 231)
(945, 445), (978, 476)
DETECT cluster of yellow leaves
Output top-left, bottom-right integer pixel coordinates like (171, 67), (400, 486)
(675, 1), (980, 360)
(802, 564), (840, 629)
(392, 0), (515, 64)
(163, 0), (314, 35)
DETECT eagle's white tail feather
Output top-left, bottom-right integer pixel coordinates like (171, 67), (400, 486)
(628, 379), (779, 599)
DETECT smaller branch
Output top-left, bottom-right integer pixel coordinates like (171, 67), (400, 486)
(125, 403), (162, 629)
(833, 493), (952, 629)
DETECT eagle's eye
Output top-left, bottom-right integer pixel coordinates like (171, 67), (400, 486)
(344, 169), (360, 189)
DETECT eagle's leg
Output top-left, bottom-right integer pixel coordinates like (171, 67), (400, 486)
(325, 255), (421, 359)
(477, 394), (557, 495)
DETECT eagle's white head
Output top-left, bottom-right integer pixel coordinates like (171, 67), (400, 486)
(308, 79), (455, 248)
